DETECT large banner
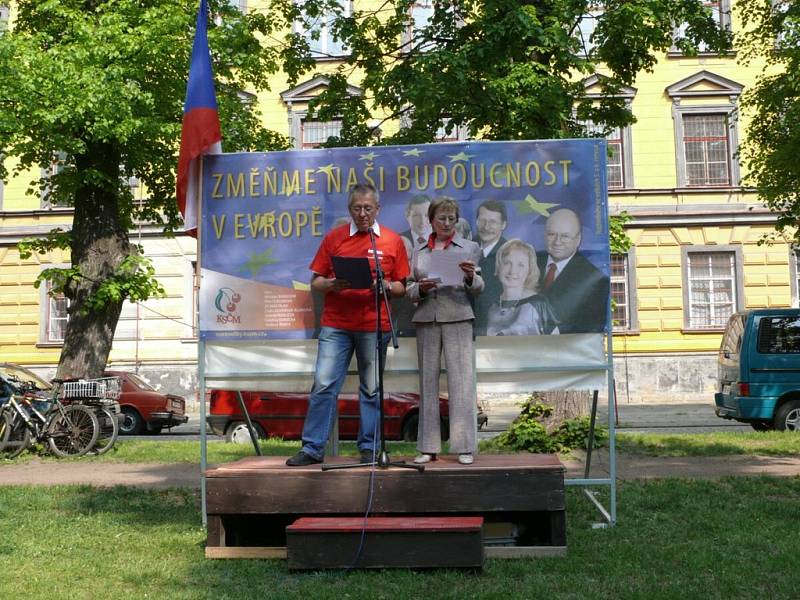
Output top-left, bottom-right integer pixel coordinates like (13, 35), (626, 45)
(199, 140), (609, 341)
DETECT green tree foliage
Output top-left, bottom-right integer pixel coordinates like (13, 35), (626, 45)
(271, 0), (728, 254)
(272, 0), (730, 147)
(0, 0), (289, 378)
(738, 0), (800, 243)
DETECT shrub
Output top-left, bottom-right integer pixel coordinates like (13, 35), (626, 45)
(485, 393), (608, 453)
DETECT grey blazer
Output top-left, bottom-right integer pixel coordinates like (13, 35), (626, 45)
(406, 235), (484, 323)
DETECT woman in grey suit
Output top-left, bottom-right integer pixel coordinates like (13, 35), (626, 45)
(406, 197), (484, 465)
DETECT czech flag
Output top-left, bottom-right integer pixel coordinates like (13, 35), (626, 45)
(176, 0), (222, 237)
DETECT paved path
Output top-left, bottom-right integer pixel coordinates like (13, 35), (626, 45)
(1, 452), (798, 489)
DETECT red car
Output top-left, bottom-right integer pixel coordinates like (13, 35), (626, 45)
(106, 371), (188, 435)
(206, 390), (487, 444)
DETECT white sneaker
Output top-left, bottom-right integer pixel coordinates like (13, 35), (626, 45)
(413, 453), (436, 464)
(458, 453), (474, 465)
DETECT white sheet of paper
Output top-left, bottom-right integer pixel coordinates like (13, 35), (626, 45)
(428, 249), (469, 286)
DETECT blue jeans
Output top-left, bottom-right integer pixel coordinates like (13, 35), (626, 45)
(301, 326), (390, 460)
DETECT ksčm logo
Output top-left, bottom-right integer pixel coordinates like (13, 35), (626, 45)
(214, 287), (242, 324)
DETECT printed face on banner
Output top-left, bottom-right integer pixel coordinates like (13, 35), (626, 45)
(199, 140), (610, 340)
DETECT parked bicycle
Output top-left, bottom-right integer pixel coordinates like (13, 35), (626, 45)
(59, 377), (121, 456)
(0, 383), (100, 458)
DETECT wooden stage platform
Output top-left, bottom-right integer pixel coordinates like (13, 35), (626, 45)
(205, 453), (566, 559)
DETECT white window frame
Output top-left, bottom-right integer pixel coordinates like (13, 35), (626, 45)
(403, 0), (436, 52)
(294, 0), (351, 60)
(186, 260), (200, 340)
(674, 107), (738, 188)
(681, 245), (744, 331)
(38, 274), (70, 345)
(575, 5), (603, 57)
(0, 4), (9, 33)
(611, 249), (638, 332)
(435, 117), (469, 142)
(40, 151), (70, 208)
(280, 76), (362, 149)
(670, 0), (732, 56)
(791, 248), (800, 308)
(580, 75), (636, 189)
(300, 118), (344, 149)
(667, 71), (742, 189)
(580, 120), (632, 189)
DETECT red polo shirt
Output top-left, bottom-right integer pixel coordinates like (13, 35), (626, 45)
(310, 222), (410, 331)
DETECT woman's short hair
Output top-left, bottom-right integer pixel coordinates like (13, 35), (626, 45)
(496, 238), (540, 292)
(427, 197), (460, 223)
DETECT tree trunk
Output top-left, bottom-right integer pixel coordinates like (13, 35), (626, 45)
(57, 142), (131, 380)
(541, 390), (590, 430)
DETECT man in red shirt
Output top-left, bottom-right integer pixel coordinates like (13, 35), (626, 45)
(286, 183), (410, 466)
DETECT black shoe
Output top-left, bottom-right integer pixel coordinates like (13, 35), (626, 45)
(360, 450), (376, 463)
(286, 451), (322, 467)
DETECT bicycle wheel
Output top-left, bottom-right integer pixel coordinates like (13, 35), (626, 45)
(90, 406), (119, 456)
(1, 412), (31, 459)
(47, 404), (99, 458)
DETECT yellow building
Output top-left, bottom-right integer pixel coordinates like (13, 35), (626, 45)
(0, 1), (788, 402)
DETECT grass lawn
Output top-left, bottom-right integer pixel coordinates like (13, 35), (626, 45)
(1, 477), (798, 600)
(3, 430), (800, 464)
(615, 431), (800, 457)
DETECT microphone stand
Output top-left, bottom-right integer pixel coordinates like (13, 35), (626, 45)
(323, 227), (424, 472)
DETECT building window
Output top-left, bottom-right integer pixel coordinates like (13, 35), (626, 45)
(435, 117), (469, 142)
(672, 0), (731, 54)
(0, 4), (9, 34)
(40, 152), (70, 208)
(683, 248), (743, 330)
(582, 121), (628, 188)
(280, 76), (362, 150)
(673, 108), (737, 188)
(792, 249), (800, 307)
(191, 260), (200, 339)
(611, 252), (637, 331)
(301, 119), (343, 148)
(403, 0), (459, 52)
(575, 6), (602, 57)
(406, 0), (434, 49)
(580, 75), (636, 189)
(295, 0), (350, 59)
(667, 71), (743, 189)
(682, 113), (731, 186)
(42, 281), (70, 344)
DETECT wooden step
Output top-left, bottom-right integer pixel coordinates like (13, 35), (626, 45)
(286, 516), (484, 570)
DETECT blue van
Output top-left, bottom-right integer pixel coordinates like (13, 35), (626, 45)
(715, 308), (800, 431)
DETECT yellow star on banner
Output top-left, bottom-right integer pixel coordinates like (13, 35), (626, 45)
(359, 152), (379, 162)
(239, 247), (278, 279)
(402, 148), (424, 157)
(447, 151), (474, 162)
(317, 163), (337, 177)
(292, 280), (311, 291)
(514, 194), (560, 218)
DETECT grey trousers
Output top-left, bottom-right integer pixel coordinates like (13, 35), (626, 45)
(415, 320), (478, 455)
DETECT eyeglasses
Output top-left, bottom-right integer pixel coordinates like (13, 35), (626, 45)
(545, 232), (579, 242)
(350, 204), (377, 215)
(477, 217), (503, 228)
